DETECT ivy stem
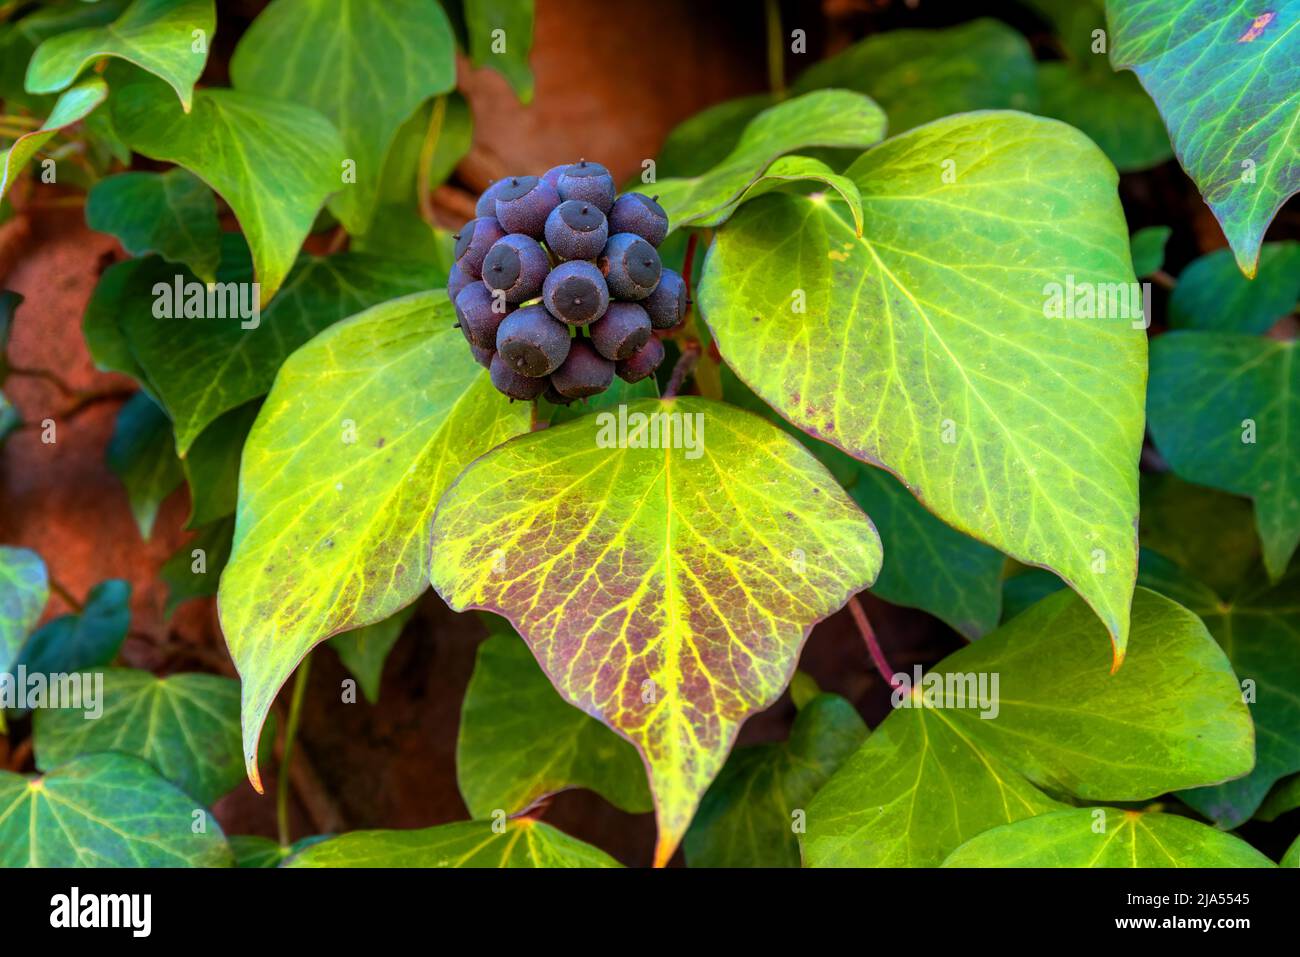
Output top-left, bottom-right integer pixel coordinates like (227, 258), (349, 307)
(48, 578), (83, 613)
(764, 0), (786, 101)
(662, 340), (701, 399)
(848, 595), (900, 689)
(277, 653), (313, 847)
(0, 114), (39, 128)
(1150, 269), (1176, 291)
(417, 95), (448, 227)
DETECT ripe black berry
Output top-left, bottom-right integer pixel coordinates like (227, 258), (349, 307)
(544, 200), (608, 261)
(490, 353), (548, 400)
(493, 175), (560, 237)
(615, 336), (665, 383)
(556, 160), (616, 213)
(482, 234), (550, 303)
(642, 267), (687, 330)
(543, 260), (610, 325)
(540, 165), (566, 190)
(455, 283), (511, 350)
(599, 232), (661, 300)
(447, 262), (473, 301)
(475, 179), (511, 218)
(453, 216), (506, 278)
(589, 301), (651, 361)
(550, 339), (615, 398)
(471, 344), (495, 369)
(543, 382), (575, 406)
(496, 304), (571, 377)
(608, 193), (668, 247)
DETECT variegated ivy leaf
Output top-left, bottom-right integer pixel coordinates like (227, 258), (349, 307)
(651, 90), (886, 231)
(429, 397), (882, 865)
(25, 0), (214, 111)
(942, 807), (1274, 867)
(220, 293), (530, 792)
(1107, 0), (1300, 276)
(0, 78), (107, 201)
(700, 111), (1145, 657)
(229, 0), (456, 234)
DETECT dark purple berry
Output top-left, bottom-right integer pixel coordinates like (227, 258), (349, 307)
(482, 234), (550, 303)
(599, 232), (661, 300)
(496, 304), (571, 377)
(616, 337), (664, 383)
(543, 260), (609, 325)
(455, 283), (511, 350)
(475, 179), (512, 218)
(453, 216), (506, 278)
(447, 261), (473, 301)
(556, 160), (616, 213)
(608, 193), (668, 246)
(543, 382), (575, 406)
(589, 301), (651, 361)
(642, 267), (687, 329)
(490, 353), (547, 400)
(471, 344), (495, 369)
(550, 339), (615, 399)
(540, 165), (566, 190)
(544, 200), (608, 261)
(494, 175), (560, 237)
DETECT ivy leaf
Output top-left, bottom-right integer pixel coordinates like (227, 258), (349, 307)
(791, 19), (1038, 134)
(81, 256), (165, 384)
(86, 169), (221, 282)
(700, 111), (1145, 657)
(544, 374), (659, 426)
(118, 237), (441, 455)
(0, 0), (126, 111)
(1169, 242), (1300, 334)
(803, 588), (1253, 866)
(25, 0), (213, 111)
(429, 397), (882, 866)
(0, 288), (21, 379)
(1129, 225), (1170, 277)
(651, 90), (886, 231)
(33, 668), (261, 805)
(1139, 472), (1261, 597)
(220, 292), (530, 793)
(456, 625), (652, 819)
(229, 0), (456, 234)
(1148, 333), (1298, 580)
(0, 545), (47, 677)
(330, 603), (418, 705)
(1257, 774), (1300, 822)
(106, 391), (184, 539)
(684, 691), (866, 868)
(182, 401), (259, 528)
(161, 517), (232, 617)
(230, 833), (326, 867)
(0, 753), (232, 867)
(110, 72), (345, 304)
(17, 580), (131, 678)
(463, 0), (535, 103)
(284, 818), (619, 868)
(720, 155), (864, 235)
(0, 78), (107, 201)
(655, 95), (772, 179)
(942, 807), (1274, 867)
(1284, 834), (1300, 868)
(1107, 0), (1300, 276)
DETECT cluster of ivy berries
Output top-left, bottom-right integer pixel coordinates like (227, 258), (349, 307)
(448, 160), (687, 402)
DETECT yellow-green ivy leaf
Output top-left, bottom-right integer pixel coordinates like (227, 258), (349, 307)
(0, 78), (107, 201)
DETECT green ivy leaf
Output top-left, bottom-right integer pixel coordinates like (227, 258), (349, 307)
(1169, 242), (1300, 334)
(803, 588), (1253, 866)
(110, 72), (345, 304)
(161, 517), (232, 617)
(0, 545), (47, 677)
(457, 625), (652, 819)
(429, 397), (882, 865)
(106, 391), (184, 539)
(81, 256), (164, 384)
(229, 833), (325, 867)
(33, 668), (260, 805)
(700, 111), (1145, 657)
(685, 691), (866, 868)
(1107, 0), (1300, 276)
(720, 155), (863, 235)
(25, 0), (213, 111)
(792, 19), (1037, 134)
(651, 90), (886, 231)
(284, 818), (619, 868)
(220, 292), (530, 792)
(1129, 225), (1170, 277)
(1257, 774), (1300, 822)
(0, 78), (107, 201)
(1148, 333), (1298, 580)
(544, 374), (659, 425)
(0, 753), (232, 867)
(182, 402), (259, 528)
(330, 603), (418, 704)
(1139, 473), (1261, 597)
(463, 0), (535, 102)
(1284, 833), (1300, 868)
(942, 807), (1274, 867)
(229, 0), (456, 234)
(86, 169), (221, 282)
(655, 95), (772, 179)
(17, 580), (131, 678)
(0, 0), (126, 111)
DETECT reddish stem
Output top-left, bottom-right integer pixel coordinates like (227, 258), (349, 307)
(662, 340), (701, 399)
(848, 595), (900, 689)
(681, 231), (698, 306)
